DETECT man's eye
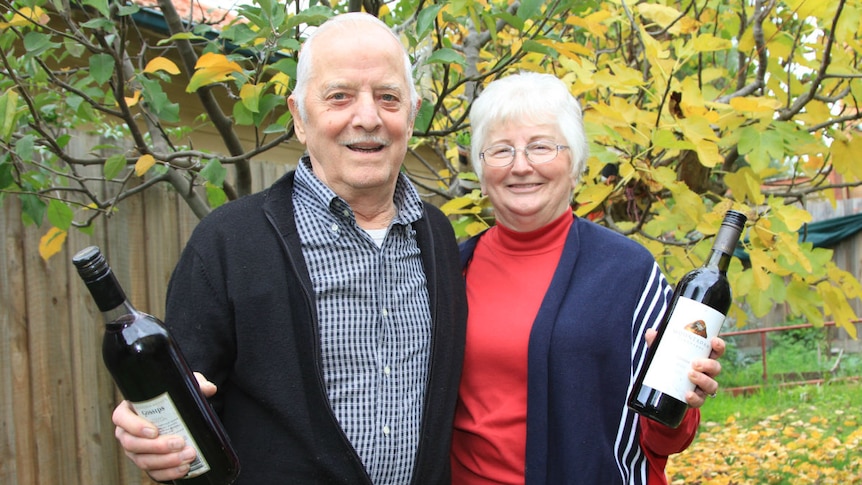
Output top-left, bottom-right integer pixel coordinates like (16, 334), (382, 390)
(380, 93), (402, 107)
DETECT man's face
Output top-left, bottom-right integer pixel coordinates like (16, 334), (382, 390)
(288, 24), (417, 202)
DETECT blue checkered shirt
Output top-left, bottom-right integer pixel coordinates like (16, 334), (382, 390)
(292, 159), (432, 484)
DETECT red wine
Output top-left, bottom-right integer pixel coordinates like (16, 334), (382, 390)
(627, 210), (747, 428)
(73, 246), (240, 484)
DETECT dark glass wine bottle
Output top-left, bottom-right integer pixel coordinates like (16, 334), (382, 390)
(628, 210), (747, 428)
(72, 246), (240, 484)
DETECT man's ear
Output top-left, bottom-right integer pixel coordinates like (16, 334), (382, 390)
(288, 95), (306, 143)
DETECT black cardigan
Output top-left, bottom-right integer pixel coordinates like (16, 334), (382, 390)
(163, 171), (467, 484)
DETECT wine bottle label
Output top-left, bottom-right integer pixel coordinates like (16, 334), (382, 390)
(132, 393), (211, 478)
(641, 297), (726, 402)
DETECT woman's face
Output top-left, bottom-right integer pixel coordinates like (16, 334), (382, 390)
(480, 120), (576, 232)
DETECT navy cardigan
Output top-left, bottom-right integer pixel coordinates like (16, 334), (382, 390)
(164, 171), (467, 484)
(460, 216), (676, 484)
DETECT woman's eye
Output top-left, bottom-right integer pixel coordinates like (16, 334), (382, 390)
(488, 147), (512, 158)
(529, 143), (554, 154)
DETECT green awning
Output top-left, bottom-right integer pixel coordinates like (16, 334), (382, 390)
(735, 211), (862, 261)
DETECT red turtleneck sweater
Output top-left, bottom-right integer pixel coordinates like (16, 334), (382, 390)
(451, 211), (572, 484)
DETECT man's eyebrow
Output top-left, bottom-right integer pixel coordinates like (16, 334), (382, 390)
(322, 80), (356, 92)
(376, 83), (403, 92)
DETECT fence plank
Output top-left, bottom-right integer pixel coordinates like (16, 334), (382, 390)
(0, 197), (35, 485)
(23, 212), (79, 482)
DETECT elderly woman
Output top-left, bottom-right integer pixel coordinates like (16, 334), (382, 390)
(450, 72), (724, 484)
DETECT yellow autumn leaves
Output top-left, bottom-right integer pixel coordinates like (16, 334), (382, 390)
(668, 407), (862, 484)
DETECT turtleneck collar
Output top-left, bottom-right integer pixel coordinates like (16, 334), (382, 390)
(486, 209), (574, 255)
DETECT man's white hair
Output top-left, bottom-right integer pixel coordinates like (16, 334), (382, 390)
(291, 13), (420, 123)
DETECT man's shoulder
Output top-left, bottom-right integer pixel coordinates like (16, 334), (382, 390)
(421, 201), (447, 221)
(194, 172), (294, 233)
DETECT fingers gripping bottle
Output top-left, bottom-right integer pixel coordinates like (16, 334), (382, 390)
(627, 210), (747, 428)
(73, 246), (240, 484)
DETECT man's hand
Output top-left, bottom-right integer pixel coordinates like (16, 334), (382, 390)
(112, 372), (217, 481)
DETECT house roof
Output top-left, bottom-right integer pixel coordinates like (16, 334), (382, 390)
(133, 0), (237, 32)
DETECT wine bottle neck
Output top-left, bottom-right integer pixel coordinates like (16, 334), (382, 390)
(707, 219), (744, 272)
(705, 248), (732, 272)
(100, 300), (138, 324)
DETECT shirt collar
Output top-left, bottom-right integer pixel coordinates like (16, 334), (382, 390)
(294, 156), (424, 225)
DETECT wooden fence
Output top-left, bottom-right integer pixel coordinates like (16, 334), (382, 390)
(0, 159), (291, 485)
(2, 163), (861, 484)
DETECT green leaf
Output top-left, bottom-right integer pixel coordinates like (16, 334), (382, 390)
(80, 18), (115, 30)
(200, 158), (227, 186)
(80, 0), (110, 17)
(495, 11), (525, 31)
(0, 156), (13, 189)
(103, 154), (127, 180)
(47, 199), (74, 230)
(285, 6), (333, 30)
(417, 4), (444, 39)
(63, 37), (86, 58)
(23, 32), (59, 58)
(425, 48), (465, 66)
(253, 93), (284, 125)
(0, 89), (20, 142)
(240, 83), (263, 113)
(414, 99), (434, 133)
(522, 39), (559, 59)
(20, 194), (46, 226)
(159, 32), (209, 45)
(269, 58), (297, 78)
(116, 3), (140, 16)
(89, 53), (115, 85)
(15, 134), (35, 162)
(232, 101), (253, 126)
(516, 0), (544, 20)
(263, 122), (288, 134)
(205, 182), (228, 208)
(786, 279), (824, 323)
(139, 78), (180, 123)
(652, 129), (695, 150)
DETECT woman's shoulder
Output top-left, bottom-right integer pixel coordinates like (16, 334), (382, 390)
(572, 217), (656, 264)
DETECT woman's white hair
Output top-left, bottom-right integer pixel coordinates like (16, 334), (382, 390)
(469, 71), (589, 183)
(291, 13), (419, 123)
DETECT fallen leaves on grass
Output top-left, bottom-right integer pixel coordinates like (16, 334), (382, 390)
(668, 407), (862, 484)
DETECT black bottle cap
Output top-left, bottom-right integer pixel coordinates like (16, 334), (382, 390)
(72, 246), (110, 282)
(722, 210), (747, 229)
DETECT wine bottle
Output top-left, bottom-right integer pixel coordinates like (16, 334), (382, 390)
(72, 246), (240, 484)
(627, 210), (747, 428)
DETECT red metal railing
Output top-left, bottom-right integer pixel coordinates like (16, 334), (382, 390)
(719, 319), (861, 396)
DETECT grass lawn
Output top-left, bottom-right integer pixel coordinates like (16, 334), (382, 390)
(667, 380), (862, 484)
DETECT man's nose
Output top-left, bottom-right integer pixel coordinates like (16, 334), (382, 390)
(352, 93), (383, 130)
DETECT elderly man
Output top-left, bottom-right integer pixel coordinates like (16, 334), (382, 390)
(111, 12), (466, 485)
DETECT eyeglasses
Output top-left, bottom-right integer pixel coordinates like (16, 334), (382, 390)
(479, 141), (569, 167)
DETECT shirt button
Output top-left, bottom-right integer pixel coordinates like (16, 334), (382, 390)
(330, 223), (339, 233)
(382, 425), (391, 435)
(342, 209), (351, 217)
(381, 308), (389, 317)
(384, 366), (391, 376)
